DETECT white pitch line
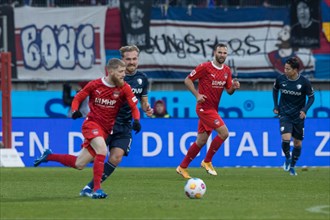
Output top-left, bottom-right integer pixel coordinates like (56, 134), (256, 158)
(306, 205), (330, 215)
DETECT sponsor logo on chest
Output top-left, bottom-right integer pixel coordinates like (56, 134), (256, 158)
(212, 80), (226, 88)
(132, 87), (143, 94)
(280, 84), (303, 96)
(94, 98), (117, 107)
(211, 72), (227, 88)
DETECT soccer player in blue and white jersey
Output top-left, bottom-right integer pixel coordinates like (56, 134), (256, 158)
(80, 45), (153, 197)
(273, 57), (314, 176)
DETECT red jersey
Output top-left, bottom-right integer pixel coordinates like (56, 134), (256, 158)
(188, 61), (233, 111)
(71, 77), (139, 134)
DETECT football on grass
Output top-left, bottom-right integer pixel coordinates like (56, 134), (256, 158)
(184, 178), (206, 199)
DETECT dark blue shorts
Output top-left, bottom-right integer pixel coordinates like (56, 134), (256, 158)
(106, 123), (132, 156)
(279, 116), (305, 140)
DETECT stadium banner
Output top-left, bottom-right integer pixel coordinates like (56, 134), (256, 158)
(290, 0), (320, 48)
(0, 5), (17, 78)
(120, 0), (152, 50)
(138, 7), (316, 79)
(104, 8), (122, 50)
(14, 6), (107, 80)
(0, 118), (329, 167)
(2, 91), (330, 118)
(320, 0), (330, 44)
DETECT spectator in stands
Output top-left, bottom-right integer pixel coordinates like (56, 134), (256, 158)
(176, 43), (240, 179)
(33, 58), (141, 199)
(79, 45), (153, 198)
(152, 99), (171, 118)
(273, 57), (314, 176)
(62, 82), (89, 118)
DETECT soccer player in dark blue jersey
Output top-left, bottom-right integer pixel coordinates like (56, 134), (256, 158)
(80, 45), (153, 197)
(273, 57), (314, 176)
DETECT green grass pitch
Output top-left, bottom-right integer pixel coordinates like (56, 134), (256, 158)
(1, 167), (329, 219)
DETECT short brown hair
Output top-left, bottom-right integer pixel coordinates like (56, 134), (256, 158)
(213, 43), (228, 52)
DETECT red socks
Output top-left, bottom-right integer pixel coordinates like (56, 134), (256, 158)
(47, 153), (106, 191)
(47, 154), (77, 168)
(204, 136), (224, 162)
(93, 154), (106, 191)
(180, 142), (201, 168)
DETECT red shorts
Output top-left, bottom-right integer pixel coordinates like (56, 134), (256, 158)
(196, 108), (225, 136)
(81, 120), (108, 157)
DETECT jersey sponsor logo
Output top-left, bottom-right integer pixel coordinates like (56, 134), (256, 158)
(94, 98), (117, 107)
(214, 119), (220, 125)
(212, 80), (226, 88)
(281, 89), (302, 96)
(132, 87), (143, 94)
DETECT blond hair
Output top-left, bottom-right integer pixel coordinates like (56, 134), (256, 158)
(119, 45), (140, 57)
(107, 58), (126, 70)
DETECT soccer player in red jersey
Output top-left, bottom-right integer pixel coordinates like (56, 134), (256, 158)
(79, 45), (154, 197)
(33, 58), (141, 199)
(176, 43), (240, 179)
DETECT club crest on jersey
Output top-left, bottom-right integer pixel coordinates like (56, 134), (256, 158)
(224, 73), (228, 79)
(113, 90), (120, 99)
(296, 84), (302, 90)
(137, 78), (142, 85)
